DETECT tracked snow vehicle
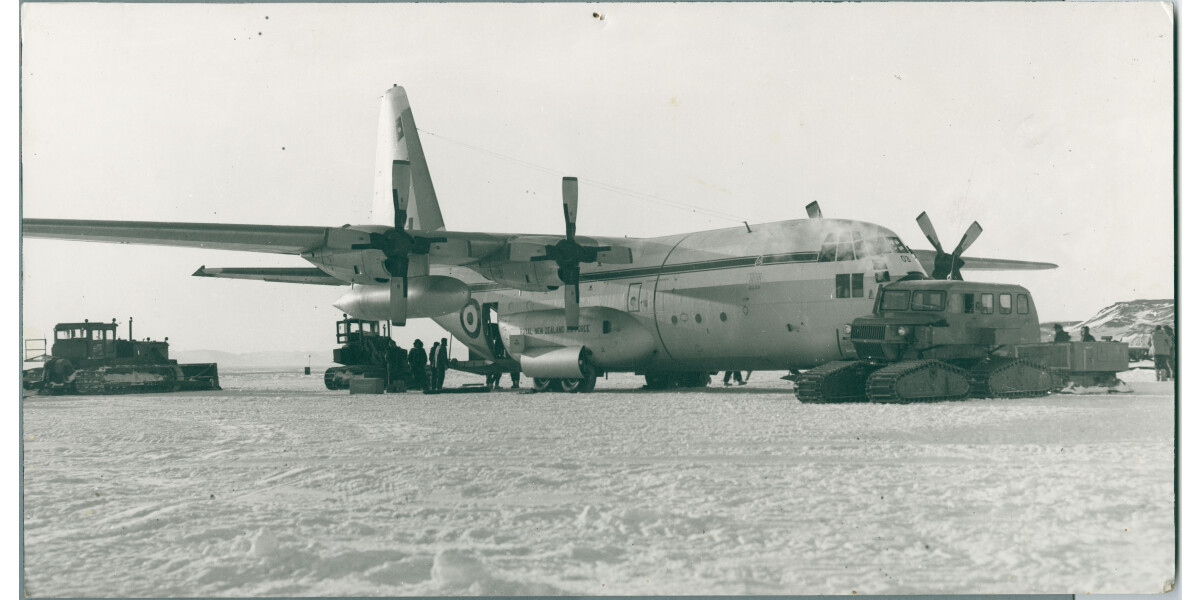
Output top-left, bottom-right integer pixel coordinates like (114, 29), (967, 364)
(792, 212), (1063, 403)
(323, 316), (409, 392)
(791, 279), (1061, 403)
(791, 212), (1127, 403)
(24, 318), (220, 395)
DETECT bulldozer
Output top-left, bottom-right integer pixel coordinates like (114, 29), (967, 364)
(23, 318), (220, 395)
(791, 214), (1129, 403)
(323, 316), (409, 392)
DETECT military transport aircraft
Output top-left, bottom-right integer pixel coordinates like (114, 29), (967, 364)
(23, 86), (1056, 393)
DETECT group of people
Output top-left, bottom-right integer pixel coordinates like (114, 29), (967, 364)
(407, 337), (451, 391)
(1051, 323), (1095, 342)
(1151, 325), (1176, 382)
(1053, 323), (1177, 382)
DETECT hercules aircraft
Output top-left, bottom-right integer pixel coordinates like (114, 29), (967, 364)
(22, 86), (1056, 392)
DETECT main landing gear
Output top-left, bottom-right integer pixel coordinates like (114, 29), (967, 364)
(531, 364), (598, 393)
(642, 371), (710, 390)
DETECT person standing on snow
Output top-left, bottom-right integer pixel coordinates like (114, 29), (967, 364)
(408, 339), (429, 391)
(434, 338), (450, 391)
(1151, 326), (1172, 381)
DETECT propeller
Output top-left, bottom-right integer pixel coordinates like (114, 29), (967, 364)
(915, 211), (982, 280)
(352, 160), (446, 325)
(530, 177), (613, 330)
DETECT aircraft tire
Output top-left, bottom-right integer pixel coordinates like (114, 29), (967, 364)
(643, 372), (674, 390)
(558, 365), (597, 393)
(532, 378), (556, 393)
(676, 372), (710, 388)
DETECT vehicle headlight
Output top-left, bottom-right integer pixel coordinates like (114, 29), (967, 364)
(896, 326), (909, 337)
(844, 324), (852, 335)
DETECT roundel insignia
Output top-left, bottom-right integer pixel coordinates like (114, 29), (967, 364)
(459, 299), (482, 338)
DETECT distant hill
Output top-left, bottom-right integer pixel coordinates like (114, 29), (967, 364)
(1043, 299), (1174, 347)
(173, 349), (332, 368)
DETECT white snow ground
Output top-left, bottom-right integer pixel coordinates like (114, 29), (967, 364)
(22, 368), (1175, 596)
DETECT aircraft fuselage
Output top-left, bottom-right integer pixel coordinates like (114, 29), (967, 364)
(413, 217), (923, 374)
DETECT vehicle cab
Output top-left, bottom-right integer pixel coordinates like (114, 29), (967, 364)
(849, 280), (1042, 362)
(51, 320), (119, 361)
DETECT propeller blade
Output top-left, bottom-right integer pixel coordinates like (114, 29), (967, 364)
(952, 221), (983, 257)
(806, 201), (822, 219)
(564, 283), (580, 330)
(562, 177), (579, 242)
(391, 160), (412, 231)
(915, 211), (945, 254)
(389, 276), (408, 326)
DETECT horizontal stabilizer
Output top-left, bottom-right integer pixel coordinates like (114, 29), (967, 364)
(192, 266), (346, 286)
(24, 219), (329, 254)
(912, 249), (1057, 274)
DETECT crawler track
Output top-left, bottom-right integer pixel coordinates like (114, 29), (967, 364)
(866, 360), (971, 403)
(792, 361), (880, 403)
(73, 366), (179, 395)
(968, 357), (1059, 398)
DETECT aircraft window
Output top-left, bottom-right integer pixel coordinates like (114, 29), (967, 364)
(720, 312), (728, 322)
(835, 274), (851, 298)
(1017, 294), (1029, 314)
(981, 293), (994, 314)
(819, 234), (837, 262)
(880, 290), (910, 311)
(852, 232), (866, 258)
(852, 273), (864, 298)
(887, 237), (912, 254)
(999, 293), (1012, 314)
(911, 290), (946, 311)
(836, 241), (855, 261)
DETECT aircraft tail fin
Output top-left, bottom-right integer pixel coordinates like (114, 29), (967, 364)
(373, 86), (445, 231)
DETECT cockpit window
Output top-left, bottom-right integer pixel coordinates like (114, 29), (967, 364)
(880, 290), (910, 311)
(818, 234), (836, 262)
(886, 237), (911, 254)
(911, 290), (946, 311)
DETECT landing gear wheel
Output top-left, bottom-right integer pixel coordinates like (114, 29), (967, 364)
(558, 365), (597, 393)
(676, 372), (711, 388)
(532, 378), (555, 393)
(644, 372), (673, 390)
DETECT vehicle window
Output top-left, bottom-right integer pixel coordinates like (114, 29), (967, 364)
(981, 293), (994, 314)
(880, 290), (910, 311)
(912, 290), (946, 311)
(960, 293), (975, 313)
(852, 273), (864, 298)
(835, 274), (850, 298)
(819, 234), (836, 262)
(1017, 294), (1029, 314)
(999, 293), (1012, 314)
(56, 330), (70, 340)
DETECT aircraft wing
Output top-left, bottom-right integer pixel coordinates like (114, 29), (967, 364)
(911, 249), (1057, 274)
(22, 219), (330, 254)
(192, 266), (346, 286)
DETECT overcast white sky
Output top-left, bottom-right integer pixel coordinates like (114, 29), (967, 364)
(19, 2), (1174, 354)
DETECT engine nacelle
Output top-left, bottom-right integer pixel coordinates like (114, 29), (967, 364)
(333, 277), (470, 320)
(500, 307), (657, 370)
(518, 346), (590, 379)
